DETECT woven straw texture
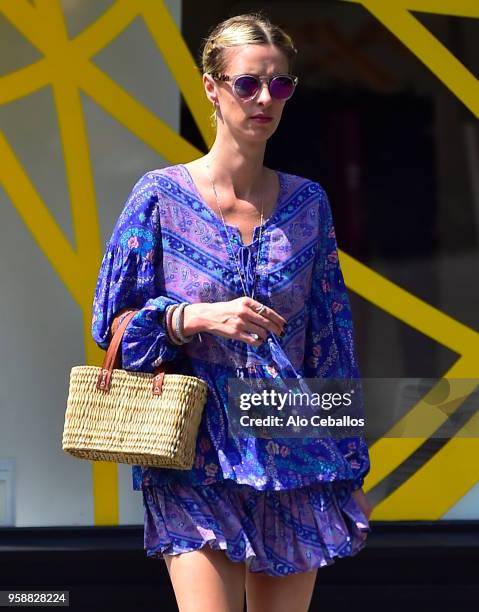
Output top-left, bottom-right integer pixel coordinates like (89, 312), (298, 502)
(62, 365), (208, 469)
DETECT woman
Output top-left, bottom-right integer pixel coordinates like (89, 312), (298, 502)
(92, 11), (372, 612)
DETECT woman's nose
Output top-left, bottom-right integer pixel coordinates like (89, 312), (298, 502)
(256, 81), (272, 104)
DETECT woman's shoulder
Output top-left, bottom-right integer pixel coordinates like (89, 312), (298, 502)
(120, 166), (187, 214)
(116, 167), (178, 227)
(131, 164), (185, 188)
(277, 168), (326, 191)
(274, 169), (330, 212)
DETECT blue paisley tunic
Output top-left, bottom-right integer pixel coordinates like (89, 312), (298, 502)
(91, 163), (371, 575)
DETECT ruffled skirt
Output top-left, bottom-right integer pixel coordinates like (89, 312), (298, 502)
(142, 478), (370, 577)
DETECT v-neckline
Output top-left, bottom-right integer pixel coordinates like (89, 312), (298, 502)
(179, 163), (285, 248)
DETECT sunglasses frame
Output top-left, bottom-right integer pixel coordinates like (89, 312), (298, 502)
(210, 72), (299, 101)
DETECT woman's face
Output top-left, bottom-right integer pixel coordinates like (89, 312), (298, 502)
(205, 44), (292, 143)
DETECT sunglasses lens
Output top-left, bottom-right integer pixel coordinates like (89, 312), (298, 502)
(270, 76), (296, 99)
(234, 76), (260, 99)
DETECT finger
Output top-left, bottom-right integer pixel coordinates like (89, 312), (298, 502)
(242, 320), (268, 342)
(241, 297), (283, 323)
(234, 299), (271, 332)
(245, 305), (285, 336)
(229, 312), (270, 339)
(240, 331), (264, 346)
(216, 321), (264, 347)
(256, 313), (283, 336)
(223, 314), (268, 344)
(250, 301), (287, 328)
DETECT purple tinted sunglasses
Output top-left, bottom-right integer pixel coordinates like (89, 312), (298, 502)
(211, 72), (299, 101)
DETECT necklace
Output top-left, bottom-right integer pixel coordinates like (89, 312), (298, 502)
(205, 159), (266, 302)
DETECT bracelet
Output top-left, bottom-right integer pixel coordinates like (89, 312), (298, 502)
(165, 304), (184, 345)
(174, 302), (194, 343)
(165, 302), (203, 344)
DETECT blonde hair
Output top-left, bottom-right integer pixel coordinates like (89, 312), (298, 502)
(199, 12), (298, 127)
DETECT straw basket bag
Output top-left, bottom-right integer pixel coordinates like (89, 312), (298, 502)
(62, 308), (208, 468)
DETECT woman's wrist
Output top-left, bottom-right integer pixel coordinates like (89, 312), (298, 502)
(182, 304), (205, 337)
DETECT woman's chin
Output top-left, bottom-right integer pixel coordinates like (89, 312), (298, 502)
(242, 123), (277, 141)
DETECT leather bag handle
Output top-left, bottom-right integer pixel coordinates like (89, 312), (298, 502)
(96, 308), (171, 395)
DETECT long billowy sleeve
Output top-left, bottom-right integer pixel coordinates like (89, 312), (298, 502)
(91, 171), (180, 372)
(302, 186), (370, 491)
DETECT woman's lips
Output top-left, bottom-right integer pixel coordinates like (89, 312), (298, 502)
(250, 116), (273, 123)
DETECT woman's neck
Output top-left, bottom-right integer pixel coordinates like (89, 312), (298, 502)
(205, 140), (267, 201)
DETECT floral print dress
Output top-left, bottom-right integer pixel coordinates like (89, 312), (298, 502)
(91, 164), (371, 576)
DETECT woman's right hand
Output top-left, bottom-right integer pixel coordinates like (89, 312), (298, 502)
(351, 488), (373, 520)
(182, 297), (287, 346)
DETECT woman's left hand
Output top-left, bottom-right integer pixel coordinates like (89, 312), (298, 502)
(351, 487), (373, 520)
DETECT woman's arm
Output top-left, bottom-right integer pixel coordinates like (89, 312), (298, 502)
(302, 185), (371, 492)
(91, 172), (181, 371)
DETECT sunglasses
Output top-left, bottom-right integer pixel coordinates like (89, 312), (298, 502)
(211, 72), (299, 101)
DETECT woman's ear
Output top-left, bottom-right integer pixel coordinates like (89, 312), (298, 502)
(203, 73), (218, 106)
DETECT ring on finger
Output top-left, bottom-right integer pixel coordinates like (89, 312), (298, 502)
(250, 332), (259, 340)
(254, 304), (267, 315)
